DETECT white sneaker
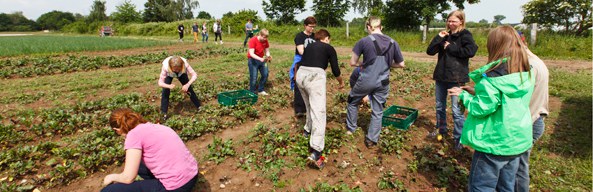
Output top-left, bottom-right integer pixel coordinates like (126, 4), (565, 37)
(220, 41), (223, 44)
(215, 42), (218, 44)
(258, 91), (269, 96)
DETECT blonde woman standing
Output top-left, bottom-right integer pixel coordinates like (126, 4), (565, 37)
(426, 10), (478, 150)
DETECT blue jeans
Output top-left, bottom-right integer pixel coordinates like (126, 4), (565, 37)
(201, 33), (208, 42)
(435, 81), (465, 140)
(248, 58), (268, 93)
(468, 151), (522, 192)
(515, 116), (545, 192)
(101, 162), (198, 192)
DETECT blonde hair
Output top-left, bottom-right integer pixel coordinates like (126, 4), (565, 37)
(109, 108), (147, 134)
(486, 25), (530, 75)
(168, 56), (186, 73)
(259, 28), (269, 37)
(446, 10), (466, 33)
(366, 16), (381, 31)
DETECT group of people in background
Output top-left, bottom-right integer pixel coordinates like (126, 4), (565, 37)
(179, 19), (223, 44)
(100, 10), (548, 192)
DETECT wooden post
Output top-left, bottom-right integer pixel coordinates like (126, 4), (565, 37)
(228, 25), (230, 35)
(530, 23), (537, 46)
(346, 22), (350, 39)
(422, 24), (428, 43)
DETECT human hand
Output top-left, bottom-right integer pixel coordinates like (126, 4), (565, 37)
(181, 84), (190, 93)
(461, 86), (475, 95)
(444, 41), (450, 49)
(266, 56), (272, 63)
(438, 31), (449, 38)
(168, 84), (176, 89)
(102, 174), (117, 186)
(338, 81), (344, 89)
(448, 87), (463, 96)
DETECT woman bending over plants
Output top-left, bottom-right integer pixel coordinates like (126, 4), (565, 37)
(158, 56), (201, 122)
(101, 108), (198, 192)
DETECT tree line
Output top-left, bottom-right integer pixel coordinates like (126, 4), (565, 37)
(1, 0), (590, 36)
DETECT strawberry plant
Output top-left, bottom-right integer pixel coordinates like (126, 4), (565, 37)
(206, 137), (236, 164)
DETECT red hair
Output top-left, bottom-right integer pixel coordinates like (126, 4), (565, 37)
(109, 108), (147, 134)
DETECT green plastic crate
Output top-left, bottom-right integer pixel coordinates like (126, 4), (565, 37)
(382, 105), (418, 130)
(217, 90), (258, 106)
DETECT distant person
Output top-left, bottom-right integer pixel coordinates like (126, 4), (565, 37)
(295, 29), (343, 169)
(515, 46), (549, 192)
(346, 16), (405, 148)
(247, 29), (272, 96)
(192, 22), (199, 43)
(426, 9), (478, 150)
(213, 19), (223, 44)
(290, 16), (317, 118)
(158, 56), (201, 122)
(177, 23), (185, 42)
(101, 108), (198, 192)
(201, 22), (209, 42)
(243, 19), (254, 48)
(448, 25), (533, 192)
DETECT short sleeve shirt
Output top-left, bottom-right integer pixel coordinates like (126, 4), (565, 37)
(352, 34), (404, 67)
(247, 37), (269, 58)
(125, 123), (198, 190)
(294, 31), (315, 55)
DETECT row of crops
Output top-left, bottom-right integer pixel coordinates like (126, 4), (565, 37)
(0, 45), (245, 79)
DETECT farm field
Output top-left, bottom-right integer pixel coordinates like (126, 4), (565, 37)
(0, 35), (591, 192)
(0, 34), (174, 57)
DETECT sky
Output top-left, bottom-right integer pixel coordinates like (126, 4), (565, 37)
(0, 0), (530, 24)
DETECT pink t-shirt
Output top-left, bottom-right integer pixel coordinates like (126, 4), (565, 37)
(125, 123), (198, 190)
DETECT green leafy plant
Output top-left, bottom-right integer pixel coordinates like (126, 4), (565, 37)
(207, 137), (236, 164)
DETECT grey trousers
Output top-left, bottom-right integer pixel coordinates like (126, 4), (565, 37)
(346, 83), (389, 143)
(296, 66), (327, 152)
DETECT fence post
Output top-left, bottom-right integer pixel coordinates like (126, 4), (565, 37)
(346, 22), (350, 39)
(228, 25), (230, 35)
(422, 24), (428, 43)
(530, 23), (537, 46)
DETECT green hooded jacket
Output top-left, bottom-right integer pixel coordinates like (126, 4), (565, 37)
(460, 58), (534, 156)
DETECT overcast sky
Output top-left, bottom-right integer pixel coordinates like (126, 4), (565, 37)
(0, 0), (530, 23)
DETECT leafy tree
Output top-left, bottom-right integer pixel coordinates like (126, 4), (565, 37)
(111, 0), (142, 23)
(384, 0), (479, 31)
(262, 0), (306, 25)
(88, 0), (108, 22)
(522, 0), (592, 35)
(36, 10), (76, 30)
(384, 0), (423, 30)
(493, 15), (506, 25)
(311, 0), (350, 27)
(350, 0), (384, 17)
(143, 0), (199, 22)
(478, 19), (488, 24)
(221, 9), (260, 34)
(0, 12), (39, 31)
(196, 11), (212, 19)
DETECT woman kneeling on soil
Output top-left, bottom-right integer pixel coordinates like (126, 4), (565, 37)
(101, 108), (198, 192)
(295, 29), (344, 169)
(448, 25), (533, 191)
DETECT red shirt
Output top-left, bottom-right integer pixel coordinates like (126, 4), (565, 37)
(247, 36), (269, 58)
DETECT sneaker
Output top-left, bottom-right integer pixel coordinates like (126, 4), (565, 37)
(364, 138), (377, 148)
(161, 114), (168, 123)
(454, 140), (463, 150)
(345, 130), (354, 135)
(220, 41), (223, 44)
(303, 130), (311, 137)
(307, 151), (325, 169)
(296, 112), (306, 118)
(258, 91), (269, 96)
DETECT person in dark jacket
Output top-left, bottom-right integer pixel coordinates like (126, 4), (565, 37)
(426, 9), (478, 150)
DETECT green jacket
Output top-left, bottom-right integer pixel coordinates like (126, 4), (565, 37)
(460, 58), (534, 156)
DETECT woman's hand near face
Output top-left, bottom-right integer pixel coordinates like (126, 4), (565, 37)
(438, 31), (449, 38)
